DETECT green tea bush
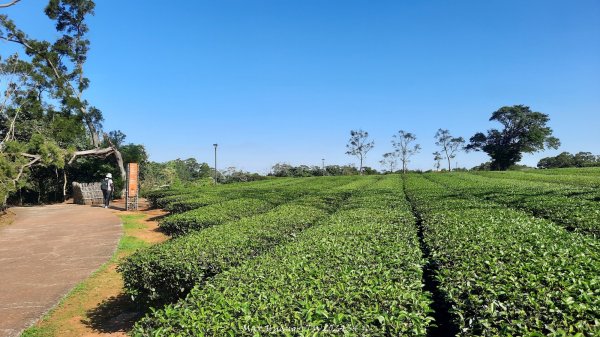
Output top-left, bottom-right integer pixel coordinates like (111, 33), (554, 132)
(427, 173), (600, 236)
(405, 175), (600, 336)
(119, 203), (328, 304)
(132, 176), (433, 336)
(475, 170), (600, 190)
(120, 177), (377, 304)
(159, 198), (274, 236)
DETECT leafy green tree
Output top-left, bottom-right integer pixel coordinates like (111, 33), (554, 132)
(345, 129), (374, 175)
(119, 144), (148, 165)
(106, 130), (127, 148)
(139, 158), (213, 191)
(537, 151), (599, 169)
(270, 163), (362, 177)
(466, 105), (560, 170)
(140, 162), (170, 191)
(573, 152), (599, 167)
(361, 166), (379, 175)
(434, 129), (464, 171)
(167, 158), (209, 182)
(221, 167), (266, 183)
(271, 163), (293, 177)
(537, 152), (573, 169)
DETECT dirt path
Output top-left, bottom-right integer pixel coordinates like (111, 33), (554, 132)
(0, 204), (122, 337)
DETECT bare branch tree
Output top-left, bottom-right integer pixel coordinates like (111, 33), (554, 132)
(433, 151), (442, 171)
(434, 129), (465, 171)
(345, 129), (374, 175)
(391, 130), (421, 174)
(379, 152), (398, 173)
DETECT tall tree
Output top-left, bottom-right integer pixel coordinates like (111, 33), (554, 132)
(391, 130), (420, 173)
(379, 152), (397, 173)
(0, 0), (128, 201)
(433, 151), (442, 171)
(345, 129), (374, 175)
(465, 105), (560, 170)
(434, 129), (464, 171)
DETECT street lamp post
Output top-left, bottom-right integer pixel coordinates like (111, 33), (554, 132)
(213, 143), (218, 184)
(321, 158), (325, 176)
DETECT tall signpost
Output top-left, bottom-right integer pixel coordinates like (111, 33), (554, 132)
(126, 163), (139, 210)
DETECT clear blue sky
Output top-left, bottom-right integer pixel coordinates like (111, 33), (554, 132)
(3, 0), (599, 173)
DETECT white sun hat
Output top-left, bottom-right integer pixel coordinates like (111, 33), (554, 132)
(106, 173), (112, 178)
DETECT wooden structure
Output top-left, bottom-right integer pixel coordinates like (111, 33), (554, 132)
(126, 163), (139, 210)
(72, 182), (103, 205)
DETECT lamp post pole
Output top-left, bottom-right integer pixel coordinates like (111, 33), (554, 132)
(322, 158), (325, 176)
(213, 143), (218, 184)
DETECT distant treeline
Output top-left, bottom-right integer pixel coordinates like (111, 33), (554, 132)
(269, 163), (379, 177)
(537, 152), (600, 169)
(141, 158), (266, 192)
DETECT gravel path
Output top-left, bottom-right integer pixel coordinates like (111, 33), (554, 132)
(0, 204), (122, 337)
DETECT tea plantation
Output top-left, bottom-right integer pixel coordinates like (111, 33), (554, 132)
(121, 171), (600, 336)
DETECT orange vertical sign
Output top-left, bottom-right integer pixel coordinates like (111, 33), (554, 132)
(127, 163), (139, 197)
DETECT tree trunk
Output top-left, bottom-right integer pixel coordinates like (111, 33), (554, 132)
(55, 168), (59, 202)
(113, 147), (127, 197)
(62, 169), (68, 201)
(83, 116), (101, 148)
(359, 156), (363, 175)
(447, 157), (451, 171)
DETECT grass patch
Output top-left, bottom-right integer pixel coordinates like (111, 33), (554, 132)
(118, 235), (149, 251)
(122, 214), (146, 231)
(119, 214), (150, 252)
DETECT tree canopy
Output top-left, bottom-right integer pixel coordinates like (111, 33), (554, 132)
(537, 151), (599, 169)
(466, 105), (560, 170)
(270, 163), (377, 177)
(0, 0), (131, 206)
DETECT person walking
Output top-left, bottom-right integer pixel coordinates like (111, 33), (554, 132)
(101, 173), (114, 208)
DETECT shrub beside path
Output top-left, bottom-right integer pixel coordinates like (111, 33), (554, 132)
(0, 204), (122, 337)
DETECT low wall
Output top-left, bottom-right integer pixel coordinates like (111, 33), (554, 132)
(72, 182), (104, 205)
